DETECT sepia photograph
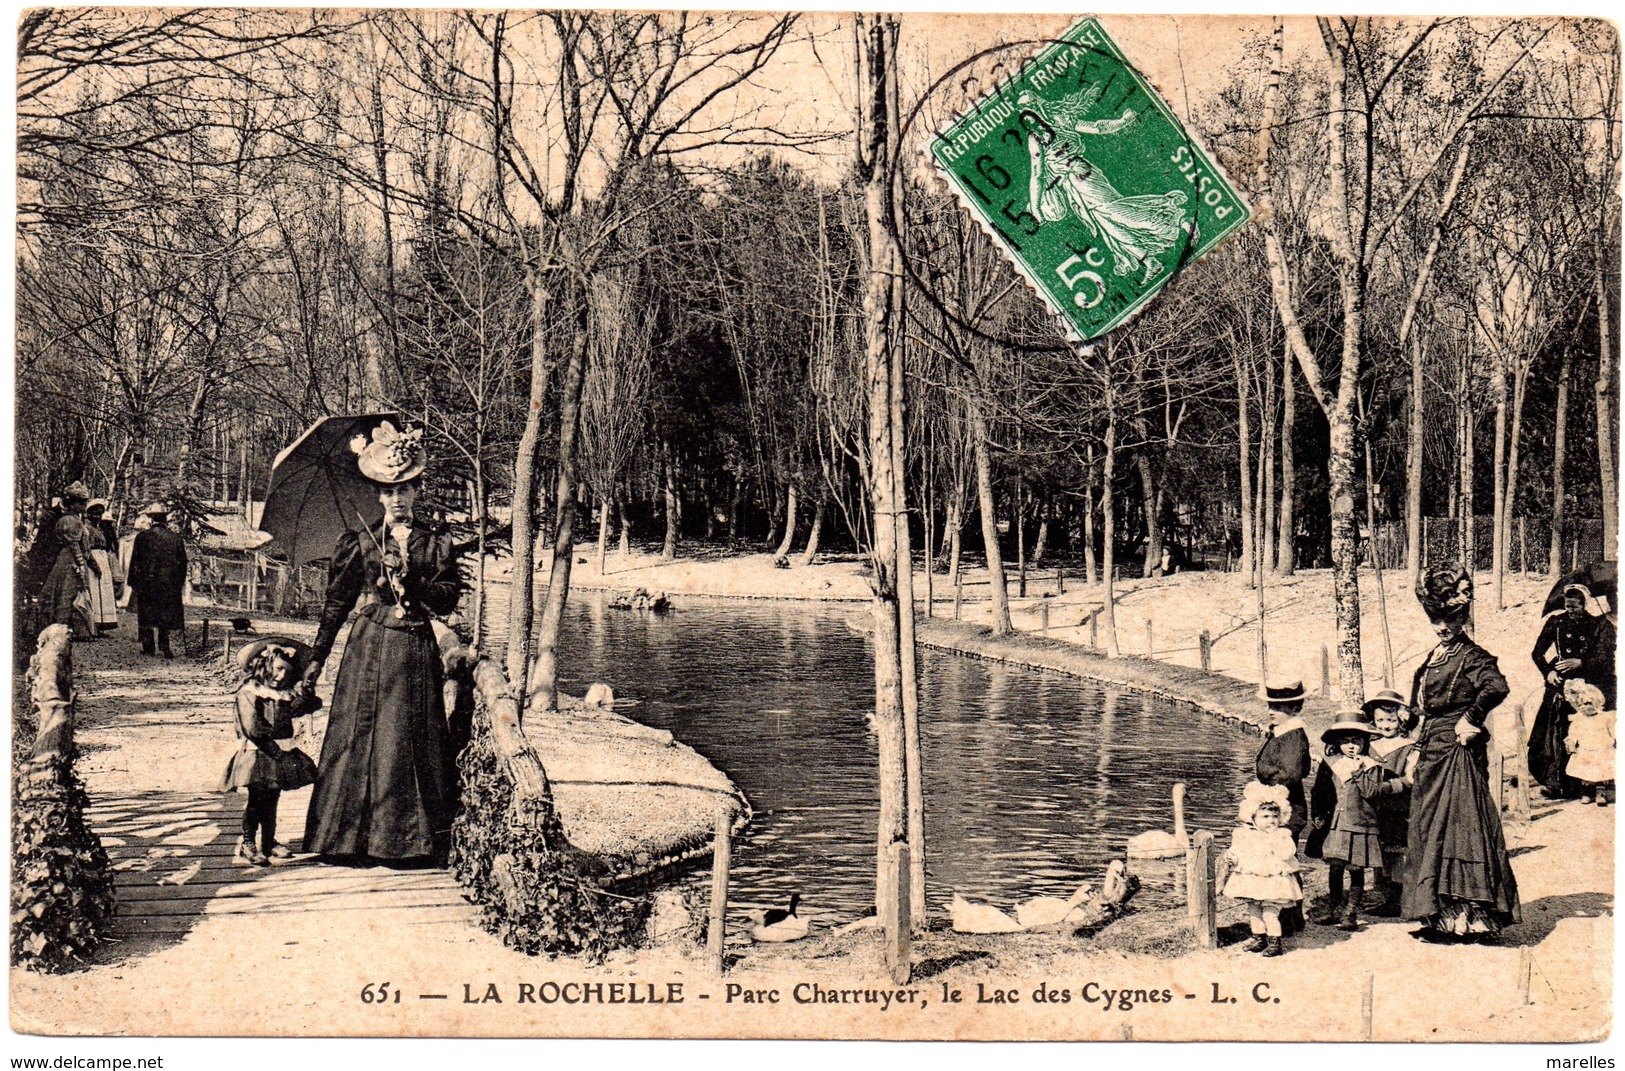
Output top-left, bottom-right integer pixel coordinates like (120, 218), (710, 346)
(7, 6), (1620, 1049)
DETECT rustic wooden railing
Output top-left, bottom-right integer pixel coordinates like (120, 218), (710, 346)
(13, 625), (116, 971)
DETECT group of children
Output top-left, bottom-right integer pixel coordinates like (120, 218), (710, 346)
(1221, 683), (1614, 956)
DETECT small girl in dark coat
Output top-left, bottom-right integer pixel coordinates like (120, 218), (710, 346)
(1308, 712), (1403, 931)
(221, 637), (320, 866)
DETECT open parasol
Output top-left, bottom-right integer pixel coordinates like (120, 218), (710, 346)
(1542, 560), (1618, 617)
(261, 413), (400, 567)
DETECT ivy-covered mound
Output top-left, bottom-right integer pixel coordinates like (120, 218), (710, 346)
(11, 744), (116, 971)
(450, 702), (649, 962)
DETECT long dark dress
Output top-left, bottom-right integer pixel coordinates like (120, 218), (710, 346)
(1402, 638), (1520, 935)
(34, 514), (95, 639)
(1529, 609), (1617, 797)
(304, 525), (462, 861)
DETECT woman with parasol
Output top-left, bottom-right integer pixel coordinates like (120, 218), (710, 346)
(1402, 565), (1520, 942)
(301, 422), (464, 864)
(1528, 583), (1616, 800)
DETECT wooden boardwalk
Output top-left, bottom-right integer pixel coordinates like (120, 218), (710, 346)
(90, 791), (476, 938)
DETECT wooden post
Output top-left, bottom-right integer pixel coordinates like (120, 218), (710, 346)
(707, 802), (732, 976)
(1057, 564), (1065, 595)
(1145, 619), (1154, 657)
(200, 618), (210, 659)
(1090, 614), (1099, 651)
(1320, 645), (1331, 698)
(1199, 630), (1212, 673)
(1040, 600), (1050, 637)
(1186, 830), (1216, 949)
(953, 571), (963, 621)
(1488, 738), (1507, 813)
(885, 841), (911, 984)
(1509, 701), (1531, 821)
(1361, 971), (1374, 1039)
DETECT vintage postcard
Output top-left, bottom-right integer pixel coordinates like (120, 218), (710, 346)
(8, 7), (1619, 1051)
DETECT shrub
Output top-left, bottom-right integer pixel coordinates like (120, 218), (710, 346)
(11, 746), (116, 971)
(449, 702), (648, 961)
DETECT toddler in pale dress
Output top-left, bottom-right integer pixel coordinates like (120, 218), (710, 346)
(1221, 781), (1304, 958)
(1564, 679), (1615, 807)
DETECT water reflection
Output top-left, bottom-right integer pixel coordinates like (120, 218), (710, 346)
(493, 590), (1257, 922)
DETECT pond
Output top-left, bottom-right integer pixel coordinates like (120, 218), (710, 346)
(494, 591), (1258, 926)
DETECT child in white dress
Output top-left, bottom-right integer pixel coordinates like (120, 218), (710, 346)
(1564, 680), (1615, 807)
(1222, 780), (1304, 958)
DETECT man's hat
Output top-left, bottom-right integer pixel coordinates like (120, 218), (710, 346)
(1261, 678), (1306, 705)
(140, 502), (169, 517)
(61, 481), (92, 502)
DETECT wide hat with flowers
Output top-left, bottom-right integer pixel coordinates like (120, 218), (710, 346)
(1237, 780), (1291, 826)
(1417, 563), (1473, 620)
(351, 421), (425, 484)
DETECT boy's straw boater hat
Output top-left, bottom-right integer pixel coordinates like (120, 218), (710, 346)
(1260, 677), (1306, 705)
(1361, 688), (1409, 718)
(236, 635), (315, 679)
(1237, 780), (1291, 825)
(351, 421), (425, 484)
(1321, 708), (1383, 744)
(86, 498), (108, 513)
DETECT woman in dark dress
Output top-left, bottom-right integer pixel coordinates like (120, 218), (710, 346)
(1402, 565), (1520, 942)
(1528, 584), (1616, 799)
(302, 423), (464, 863)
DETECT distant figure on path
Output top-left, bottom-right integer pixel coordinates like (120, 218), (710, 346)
(1403, 565), (1519, 943)
(1529, 583), (1616, 800)
(31, 481), (97, 640)
(303, 423), (464, 865)
(126, 503), (187, 658)
(83, 499), (122, 634)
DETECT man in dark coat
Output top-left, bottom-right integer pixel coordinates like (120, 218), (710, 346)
(1256, 677), (1312, 935)
(126, 504), (187, 658)
(1257, 678), (1312, 841)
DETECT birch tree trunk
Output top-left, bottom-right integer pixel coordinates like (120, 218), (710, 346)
(1083, 444), (1098, 585)
(505, 279), (549, 696)
(1596, 235), (1618, 561)
(1101, 402), (1121, 657)
(1490, 363), (1508, 607)
(969, 393), (1011, 635)
(1276, 346), (1296, 575)
(797, 493), (825, 567)
(528, 299), (590, 712)
(662, 441), (680, 561)
(1406, 334), (1427, 586)
(857, 13), (909, 966)
(1550, 350), (1571, 573)
(773, 483), (798, 558)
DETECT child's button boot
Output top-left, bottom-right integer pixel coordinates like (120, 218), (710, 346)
(1261, 936), (1284, 957)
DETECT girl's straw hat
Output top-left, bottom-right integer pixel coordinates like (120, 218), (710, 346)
(1360, 689), (1408, 718)
(236, 635), (315, 679)
(1321, 709), (1383, 744)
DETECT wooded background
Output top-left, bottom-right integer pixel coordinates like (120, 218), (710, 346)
(15, 13), (1621, 687)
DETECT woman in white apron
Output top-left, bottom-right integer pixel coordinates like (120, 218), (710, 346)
(84, 500), (122, 633)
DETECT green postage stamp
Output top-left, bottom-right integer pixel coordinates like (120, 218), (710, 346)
(930, 18), (1250, 340)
